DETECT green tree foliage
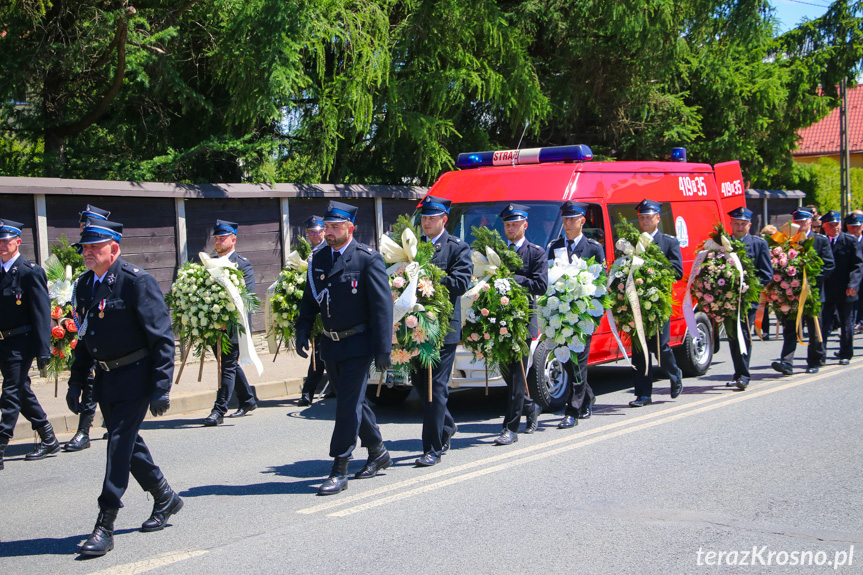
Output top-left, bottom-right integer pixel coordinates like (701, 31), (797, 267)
(0, 1), (860, 187)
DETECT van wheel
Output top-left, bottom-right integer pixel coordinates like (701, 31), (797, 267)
(675, 312), (713, 377)
(526, 340), (569, 411)
(366, 384), (412, 406)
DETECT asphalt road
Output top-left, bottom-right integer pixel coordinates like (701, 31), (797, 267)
(2, 333), (862, 574)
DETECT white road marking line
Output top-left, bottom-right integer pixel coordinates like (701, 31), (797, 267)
(302, 368), (831, 517)
(85, 550), (208, 575)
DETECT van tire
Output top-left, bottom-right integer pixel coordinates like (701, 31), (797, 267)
(526, 340), (569, 411)
(366, 384), (412, 406)
(675, 312), (714, 377)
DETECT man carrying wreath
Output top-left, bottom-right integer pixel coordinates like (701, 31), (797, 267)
(771, 208), (834, 375)
(546, 201), (605, 428)
(728, 207), (773, 390)
(296, 201), (394, 495)
(495, 204), (548, 445)
(629, 200), (684, 408)
(412, 195), (471, 466)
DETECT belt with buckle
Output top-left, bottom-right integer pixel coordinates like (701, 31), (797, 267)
(97, 348), (149, 372)
(322, 323), (368, 342)
(0, 325), (32, 341)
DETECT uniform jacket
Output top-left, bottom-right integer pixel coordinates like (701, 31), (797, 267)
(547, 235), (605, 266)
(809, 232), (836, 302)
(427, 230), (472, 345)
(69, 257), (175, 402)
(651, 232), (684, 281)
(0, 255), (50, 361)
(739, 234), (773, 308)
(825, 232), (863, 302)
(512, 240), (549, 339)
(228, 250), (255, 339)
(297, 239), (393, 363)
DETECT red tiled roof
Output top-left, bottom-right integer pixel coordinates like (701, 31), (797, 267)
(794, 84), (863, 156)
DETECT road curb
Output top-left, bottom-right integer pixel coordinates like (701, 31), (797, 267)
(11, 377), (304, 442)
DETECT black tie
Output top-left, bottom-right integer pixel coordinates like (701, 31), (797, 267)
(332, 250), (341, 265)
(91, 277), (99, 298)
(509, 243), (516, 251)
(567, 239), (574, 255)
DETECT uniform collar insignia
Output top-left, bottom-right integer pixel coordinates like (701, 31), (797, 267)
(107, 274), (116, 285)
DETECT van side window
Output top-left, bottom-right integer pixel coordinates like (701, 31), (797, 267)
(546, 203), (606, 254)
(608, 203), (675, 244)
(444, 201), (562, 248)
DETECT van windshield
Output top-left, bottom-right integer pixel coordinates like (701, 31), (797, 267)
(438, 201), (562, 248)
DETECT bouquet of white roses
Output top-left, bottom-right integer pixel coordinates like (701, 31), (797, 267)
(538, 251), (610, 364)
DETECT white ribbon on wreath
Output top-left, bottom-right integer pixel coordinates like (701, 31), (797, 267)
(379, 228), (425, 324)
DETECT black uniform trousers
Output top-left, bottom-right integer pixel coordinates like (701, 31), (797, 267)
(301, 335), (326, 396)
(562, 337), (594, 417)
(327, 354), (382, 459)
(631, 322), (682, 398)
(212, 333), (256, 416)
(410, 342), (457, 457)
(98, 397), (163, 510)
(822, 299), (855, 359)
(780, 316), (825, 368)
(0, 353), (49, 441)
(728, 310), (756, 384)
(502, 337), (536, 432)
(80, 372), (97, 418)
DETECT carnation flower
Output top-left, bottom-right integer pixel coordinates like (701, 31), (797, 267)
(405, 315), (418, 329)
(481, 308), (489, 316)
(392, 276), (405, 289)
(500, 296), (510, 306)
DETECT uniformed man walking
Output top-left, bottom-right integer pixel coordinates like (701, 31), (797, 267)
(0, 219), (56, 470)
(727, 207), (773, 390)
(67, 219), (181, 556)
(203, 220), (258, 425)
(64, 204), (112, 453)
(295, 201), (394, 495)
(546, 201), (604, 428)
(412, 196), (471, 466)
(299, 215), (329, 406)
(494, 204), (549, 445)
(629, 200), (684, 407)
(771, 207), (835, 375)
(819, 210), (863, 365)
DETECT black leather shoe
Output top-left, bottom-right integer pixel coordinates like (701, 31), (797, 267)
(415, 452), (440, 467)
(25, 423), (60, 460)
(202, 411), (223, 426)
(558, 415), (577, 429)
(63, 430), (91, 452)
(839, 358), (850, 366)
(227, 404), (257, 418)
(494, 430), (518, 445)
(354, 445), (391, 479)
(629, 396), (652, 408)
(525, 405), (542, 434)
(441, 424), (457, 454)
(670, 379), (683, 399)
(318, 457), (349, 496)
(806, 366), (819, 374)
(297, 394), (312, 407)
(736, 380), (749, 391)
(579, 400), (593, 419)
(771, 361), (793, 376)
(726, 380), (738, 387)
(79, 508), (118, 557)
(141, 478), (183, 532)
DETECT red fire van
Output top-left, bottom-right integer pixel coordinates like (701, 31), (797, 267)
(370, 145), (747, 407)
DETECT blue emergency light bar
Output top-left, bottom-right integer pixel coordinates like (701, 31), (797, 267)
(455, 145), (593, 169)
(671, 147), (687, 162)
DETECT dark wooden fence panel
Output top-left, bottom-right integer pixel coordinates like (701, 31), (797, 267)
(382, 199), (422, 234)
(0, 194), (36, 260)
(45, 196), (177, 293)
(185, 198), (281, 332)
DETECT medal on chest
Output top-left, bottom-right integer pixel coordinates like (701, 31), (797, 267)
(15, 293), (21, 305)
(98, 299), (106, 318)
(351, 280), (358, 294)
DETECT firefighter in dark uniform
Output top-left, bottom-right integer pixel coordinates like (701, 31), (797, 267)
(819, 210), (863, 365)
(299, 215), (329, 406)
(771, 207), (835, 375)
(546, 201), (604, 428)
(295, 201), (394, 495)
(203, 219), (258, 425)
(64, 204), (111, 453)
(412, 195), (472, 466)
(68, 219), (181, 556)
(494, 204), (549, 446)
(0, 219), (55, 470)
(629, 200), (684, 407)
(727, 207), (773, 390)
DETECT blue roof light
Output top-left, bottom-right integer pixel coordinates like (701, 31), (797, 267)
(455, 145), (593, 169)
(671, 147), (687, 162)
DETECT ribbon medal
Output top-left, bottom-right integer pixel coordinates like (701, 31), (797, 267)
(15, 293), (21, 305)
(98, 299), (106, 318)
(351, 280), (358, 294)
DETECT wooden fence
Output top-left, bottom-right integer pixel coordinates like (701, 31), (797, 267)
(0, 177), (427, 332)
